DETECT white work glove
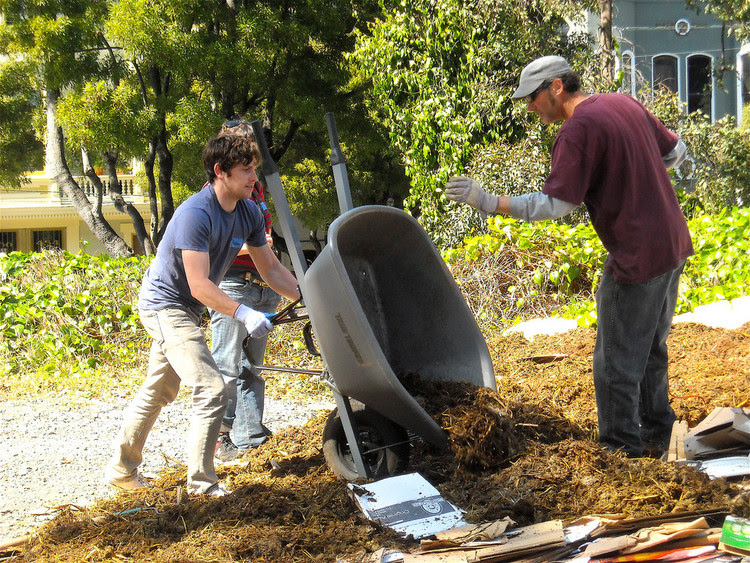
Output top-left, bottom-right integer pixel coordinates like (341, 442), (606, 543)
(444, 176), (499, 215)
(234, 304), (273, 338)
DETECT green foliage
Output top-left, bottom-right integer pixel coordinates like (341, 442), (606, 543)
(2, 207), (748, 395)
(57, 80), (157, 159)
(645, 88), (750, 214)
(0, 0), (107, 181)
(0, 0), (107, 90)
(0, 59), (44, 187)
(0, 250), (150, 392)
(445, 215), (605, 325)
(682, 206), (750, 308)
(446, 207), (750, 328)
(279, 159), (339, 231)
(166, 92), (223, 192)
(351, 0), (594, 244)
(685, 0), (750, 40)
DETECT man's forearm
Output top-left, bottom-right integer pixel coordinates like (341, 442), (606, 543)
(263, 261), (301, 300)
(508, 192), (578, 221)
(189, 277), (241, 317)
(492, 195), (511, 215)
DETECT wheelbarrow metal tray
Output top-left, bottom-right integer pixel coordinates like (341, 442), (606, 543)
(304, 206), (495, 449)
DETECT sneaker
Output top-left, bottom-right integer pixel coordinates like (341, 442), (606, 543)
(214, 432), (240, 462)
(108, 471), (152, 490)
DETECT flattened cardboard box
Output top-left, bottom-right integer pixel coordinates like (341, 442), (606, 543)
(684, 407), (750, 458)
(348, 473), (466, 539)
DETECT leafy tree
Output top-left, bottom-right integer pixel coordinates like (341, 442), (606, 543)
(57, 80), (159, 254)
(0, 59), (44, 188)
(686, 0), (750, 40)
(1, 0), (409, 253)
(0, 0), (135, 256)
(350, 0), (595, 245)
(160, 0), (409, 231)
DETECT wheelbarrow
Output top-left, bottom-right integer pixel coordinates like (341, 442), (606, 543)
(248, 117), (495, 481)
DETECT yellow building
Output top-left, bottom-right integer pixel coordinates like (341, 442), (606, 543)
(0, 173), (151, 255)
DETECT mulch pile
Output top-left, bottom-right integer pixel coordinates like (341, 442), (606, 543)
(10, 322), (750, 562)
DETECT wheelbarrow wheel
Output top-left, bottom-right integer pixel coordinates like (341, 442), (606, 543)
(322, 402), (410, 481)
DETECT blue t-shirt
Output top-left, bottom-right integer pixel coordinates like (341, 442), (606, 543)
(139, 184), (267, 315)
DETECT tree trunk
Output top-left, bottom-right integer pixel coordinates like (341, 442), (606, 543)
(45, 89), (133, 258)
(144, 139), (160, 245)
(103, 151), (157, 255)
(146, 66), (175, 246)
(81, 148), (105, 216)
(154, 126), (174, 245)
(599, 0), (615, 83)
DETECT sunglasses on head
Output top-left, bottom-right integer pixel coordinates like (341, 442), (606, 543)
(526, 80), (551, 103)
(223, 119), (251, 128)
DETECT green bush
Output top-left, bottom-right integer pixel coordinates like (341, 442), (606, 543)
(444, 215), (605, 326)
(3, 207), (748, 394)
(645, 88), (750, 214)
(0, 250), (150, 393)
(682, 206), (750, 308)
(446, 206), (750, 327)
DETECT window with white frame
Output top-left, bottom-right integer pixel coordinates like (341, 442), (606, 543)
(687, 54), (713, 117)
(653, 54), (678, 94)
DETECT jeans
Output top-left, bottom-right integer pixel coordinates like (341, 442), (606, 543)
(210, 274), (281, 450)
(593, 260), (685, 457)
(107, 307), (227, 494)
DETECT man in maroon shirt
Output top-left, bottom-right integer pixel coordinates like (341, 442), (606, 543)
(445, 55), (693, 458)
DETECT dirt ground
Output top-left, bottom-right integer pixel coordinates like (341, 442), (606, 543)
(9, 321), (750, 562)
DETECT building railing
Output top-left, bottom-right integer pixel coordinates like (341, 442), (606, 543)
(69, 177), (141, 199)
(1, 173), (147, 206)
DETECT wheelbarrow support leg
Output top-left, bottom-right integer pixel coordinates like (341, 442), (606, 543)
(250, 120), (309, 289)
(329, 384), (371, 479)
(325, 112), (353, 214)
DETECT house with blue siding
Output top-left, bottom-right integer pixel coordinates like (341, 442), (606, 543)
(585, 0), (748, 123)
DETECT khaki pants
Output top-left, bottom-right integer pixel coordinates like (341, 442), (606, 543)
(107, 307), (227, 494)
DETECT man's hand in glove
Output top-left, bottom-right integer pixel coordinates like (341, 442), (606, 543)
(445, 176), (499, 215)
(234, 304), (273, 338)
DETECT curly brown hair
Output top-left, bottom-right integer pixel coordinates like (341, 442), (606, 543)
(202, 122), (261, 183)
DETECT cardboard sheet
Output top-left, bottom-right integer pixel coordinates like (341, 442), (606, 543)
(620, 517), (710, 554)
(348, 473), (466, 539)
(684, 408), (750, 456)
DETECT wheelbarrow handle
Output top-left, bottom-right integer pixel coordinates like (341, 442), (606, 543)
(302, 322), (321, 357)
(267, 296), (307, 325)
(325, 112), (345, 166)
(325, 112), (353, 213)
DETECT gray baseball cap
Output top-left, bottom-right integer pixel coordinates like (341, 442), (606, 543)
(511, 55), (572, 99)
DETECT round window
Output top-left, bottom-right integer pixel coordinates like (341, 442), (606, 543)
(675, 18), (691, 36)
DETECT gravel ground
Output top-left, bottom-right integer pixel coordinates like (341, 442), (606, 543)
(0, 393), (334, 542)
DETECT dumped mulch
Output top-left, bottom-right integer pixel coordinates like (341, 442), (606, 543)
(12, 322), (750, 562)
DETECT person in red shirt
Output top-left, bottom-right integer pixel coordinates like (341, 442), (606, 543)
(209, 120), (283, 461)
(446, 55), (693, 458)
